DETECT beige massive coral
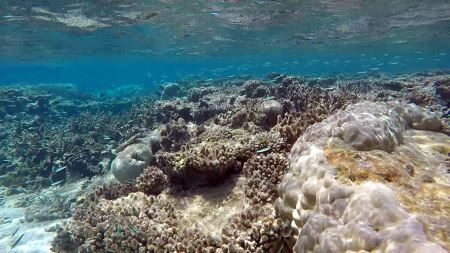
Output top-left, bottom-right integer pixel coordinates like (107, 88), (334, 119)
(275, 102), (449, 252)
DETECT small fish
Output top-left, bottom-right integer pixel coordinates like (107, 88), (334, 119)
(115, 223), (122, 234)
(256, 146), (272, 154)
(51, 179), (65, 186)
(11, 233), (24, 249)
(53, 166), (67, 173)
(263, 96), (275, 101)
(127, 219), (141, 234)
(11, 226), (20, 236)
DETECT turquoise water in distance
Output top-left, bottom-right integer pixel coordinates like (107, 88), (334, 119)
(0, 0), (449, 92)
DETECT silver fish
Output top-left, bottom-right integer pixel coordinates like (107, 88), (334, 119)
(256, 146), (272, 154)
(53, 166), (67, 173)
(51, 179), (65, 186)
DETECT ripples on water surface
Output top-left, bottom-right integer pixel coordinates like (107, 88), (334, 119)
(1, 2), (450, 253)
(0, 0), (449, 88)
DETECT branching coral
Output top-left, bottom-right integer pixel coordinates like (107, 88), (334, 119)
(221, 205), (292, 252)
(244, 153), (288, 204)
(157, 127), (286, 186)
(135, 166), (168, 195)
(160, 118), (191, 152)
(53, 181), (288, 253)
(240, 80), (271, 98)
(434, 78), (450, 102)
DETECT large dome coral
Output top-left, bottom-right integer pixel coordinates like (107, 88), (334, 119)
(276, 102), (449, 253)
(111, 143), (153, 183)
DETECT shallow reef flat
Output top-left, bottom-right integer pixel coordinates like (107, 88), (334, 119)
(0, 72), (449, 253)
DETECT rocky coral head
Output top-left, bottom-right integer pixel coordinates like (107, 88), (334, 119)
(161, 82), (182, 99)
(393, 103), (442, 131)
(111, 143), (153, 183)
(260, 99), (283, 127)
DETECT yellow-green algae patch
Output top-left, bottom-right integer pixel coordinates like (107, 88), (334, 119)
(325, 130), (450, 250)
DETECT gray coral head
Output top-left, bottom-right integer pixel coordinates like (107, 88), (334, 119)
(260, 99), (283, 126)
(162, 82), (181, 98)
(393, 103), (442, 131)
(111, 143), (153, 183)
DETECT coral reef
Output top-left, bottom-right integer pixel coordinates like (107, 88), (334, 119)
(0, 86), (134, 189)
(240, 80), (270, 98)
(434, 78), (450, 103)
(2, 73), (449, 253)
(160, 118), (191, 152)
(52, 175), (289, 253)
(156, 126), (286, 187)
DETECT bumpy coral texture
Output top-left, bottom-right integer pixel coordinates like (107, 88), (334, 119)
(275, 102), (447, 253)
(135, 166), (168, 195)
(53, 191), (288, 253)
(244, 153), (288, 204)
(157, 126), (286, 186)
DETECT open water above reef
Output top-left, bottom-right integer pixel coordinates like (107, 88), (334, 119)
(0, 0), (450, 89)
(0, 1), (450, 253)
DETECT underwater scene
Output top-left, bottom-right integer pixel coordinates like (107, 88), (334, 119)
(0, 0), (449, 252)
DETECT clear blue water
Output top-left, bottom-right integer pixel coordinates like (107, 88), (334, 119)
(0, 0), (449, 92)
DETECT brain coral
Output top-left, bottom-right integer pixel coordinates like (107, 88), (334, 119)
(275, 102), (448, 253)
